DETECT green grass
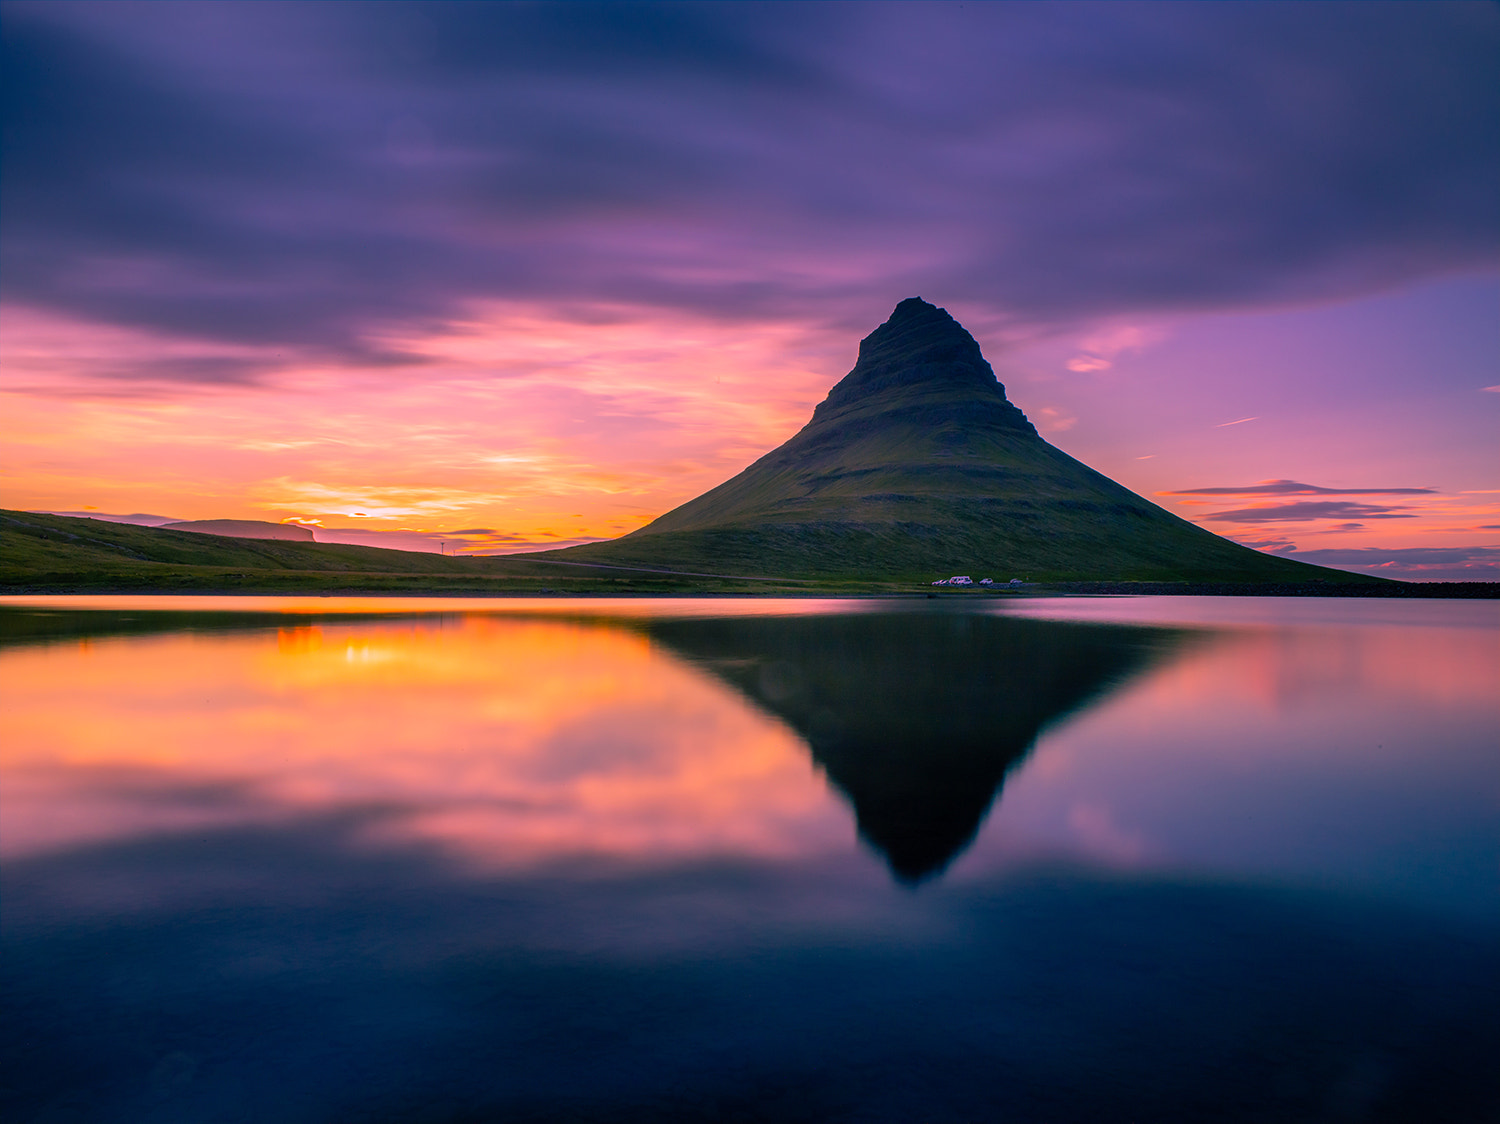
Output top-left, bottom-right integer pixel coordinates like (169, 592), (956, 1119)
(4, 509), (1477, 596)
(0, 510), (835, 595)
(1, 493), (1408, 596)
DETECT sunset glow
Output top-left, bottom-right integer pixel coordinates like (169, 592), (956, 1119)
(1, 303), (839, 551)
(1, 2), (1495, 577)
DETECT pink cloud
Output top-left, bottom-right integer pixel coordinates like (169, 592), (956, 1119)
(1065, 324), (1165, 373)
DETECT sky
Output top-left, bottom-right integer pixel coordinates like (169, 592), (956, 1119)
(1, 0), (1496, 579)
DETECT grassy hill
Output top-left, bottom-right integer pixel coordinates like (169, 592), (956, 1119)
(0, 510), (822, 595)
(534, 299), (1383, 585)
(5, 509), (1488, 596)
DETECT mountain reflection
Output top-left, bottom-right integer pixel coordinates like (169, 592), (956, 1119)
(1, 602), (1182, 884)
(645, 611), (1181, 881)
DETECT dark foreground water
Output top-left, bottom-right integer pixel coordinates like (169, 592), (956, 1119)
(2, 596), (1496, 1123)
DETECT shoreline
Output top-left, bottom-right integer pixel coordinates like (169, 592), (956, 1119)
(3, 581), (1497, 600)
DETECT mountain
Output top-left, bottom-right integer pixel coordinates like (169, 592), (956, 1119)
(160, 519), (315, 541)
(646, 610), (1180, 881)
(538, 298), (1352, 582)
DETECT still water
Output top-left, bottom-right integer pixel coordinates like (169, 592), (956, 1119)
(2, 596), (1496, 1123)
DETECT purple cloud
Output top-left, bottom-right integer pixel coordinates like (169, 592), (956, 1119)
(1201, 501), (1416, 524)
(1164, 479), (1437, 497)
(2, 1), (1496, 381)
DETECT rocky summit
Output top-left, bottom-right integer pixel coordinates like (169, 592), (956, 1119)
(541, 298), (1347, 582)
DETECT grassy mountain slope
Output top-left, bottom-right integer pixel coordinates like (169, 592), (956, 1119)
(537, 299), (1375, 583)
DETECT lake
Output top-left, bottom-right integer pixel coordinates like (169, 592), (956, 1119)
(2, 595), (1496, 1123)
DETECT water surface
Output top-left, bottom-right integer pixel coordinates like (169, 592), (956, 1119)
(2, 596), (1496, 1122)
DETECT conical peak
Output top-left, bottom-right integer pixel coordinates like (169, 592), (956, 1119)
(815, 297), (1020, 422)
(862, 296), (968, 349)
(856, 297), (985, 370)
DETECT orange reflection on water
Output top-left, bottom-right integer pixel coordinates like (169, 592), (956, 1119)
(0, 616), (849, 868)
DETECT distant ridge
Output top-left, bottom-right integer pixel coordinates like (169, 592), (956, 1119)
(38, 511), (181, 527)
(536, 299), (1367, 582)
(159, 519), (314, 542)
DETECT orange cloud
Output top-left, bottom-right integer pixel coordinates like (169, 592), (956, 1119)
(1, 302), (849, 550)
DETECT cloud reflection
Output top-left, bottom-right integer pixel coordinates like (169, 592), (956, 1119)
(0, 615), (848, 873)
